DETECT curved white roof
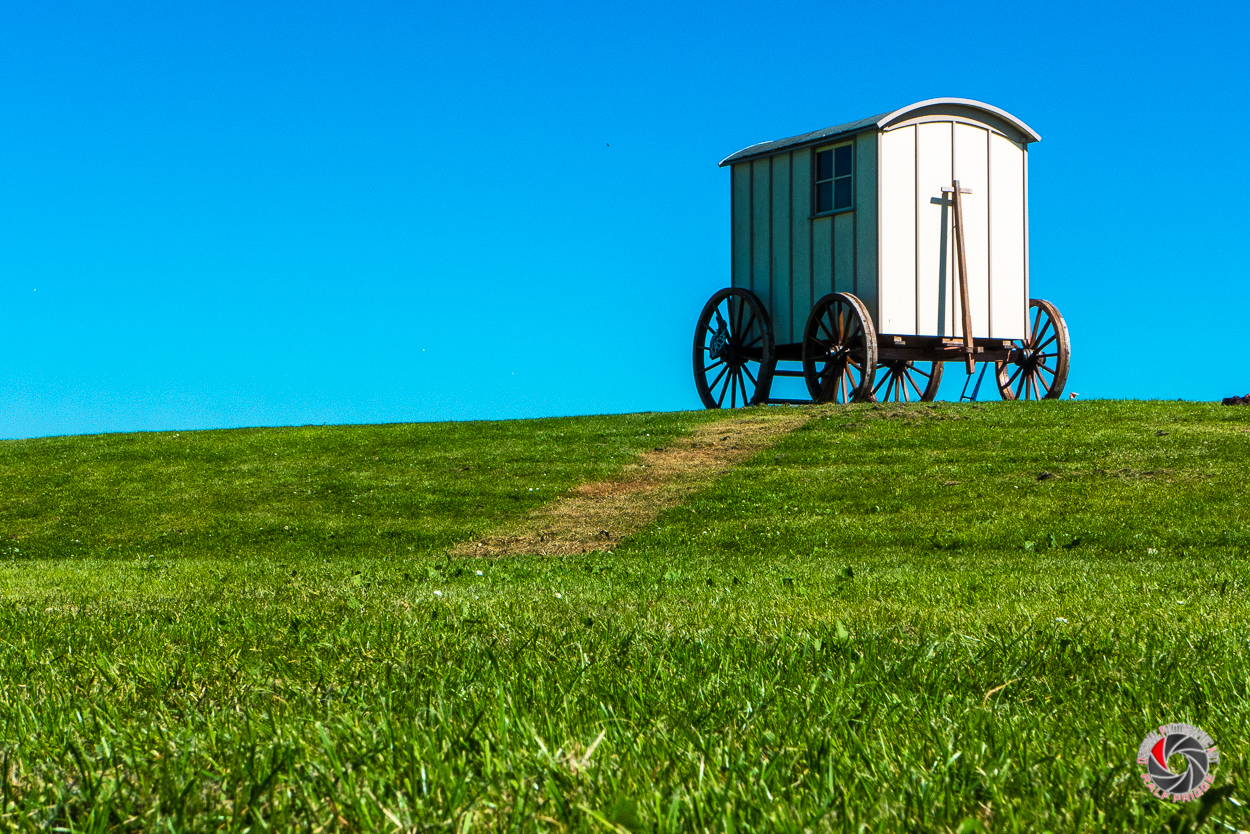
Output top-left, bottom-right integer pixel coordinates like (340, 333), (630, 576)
(719, 98), (1040, 167)
(876, 98), (1041, 142)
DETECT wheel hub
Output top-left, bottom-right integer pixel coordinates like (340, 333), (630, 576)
(824, 343), (850, 362)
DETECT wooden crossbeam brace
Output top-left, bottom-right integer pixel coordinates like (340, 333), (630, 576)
(942, 181), (975, 373)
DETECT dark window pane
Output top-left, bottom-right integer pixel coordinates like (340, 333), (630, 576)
(816, 150), (832, 182)
(834, 144), (852, 177)
(816, 181), (832, 213)
(834, 177), (852, 209)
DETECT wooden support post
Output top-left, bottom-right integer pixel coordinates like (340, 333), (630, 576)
(943, 181), (975, 374)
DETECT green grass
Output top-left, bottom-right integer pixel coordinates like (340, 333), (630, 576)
(2, 401), (1249, 831)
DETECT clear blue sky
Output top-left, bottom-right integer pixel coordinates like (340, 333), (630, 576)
(2, 0), (1247, 439)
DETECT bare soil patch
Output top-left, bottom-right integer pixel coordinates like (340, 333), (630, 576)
(452, 410), (810, 557)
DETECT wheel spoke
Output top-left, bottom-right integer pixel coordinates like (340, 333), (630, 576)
(1033, 317), (1054, 348)
(877, 371), (891, 401)
(1005, 365), (1024, 389)
(1038, 372), (1052, 394)
(743, 334), (764, 349)
(1036, 333), (1058, 352)
(819, 365), (838, 400)
(1031, 306), (1042, 342)
(708, 363), (731, 393)
(1015, 372), (1027, 400)
(741, 311), (757, 341)
(742, 362), (758, 386)
(1039, 362), (1056, 374)
(703, 358), (726, 373)
(906, 370), (924, 400)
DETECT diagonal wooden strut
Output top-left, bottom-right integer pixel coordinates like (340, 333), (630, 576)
(943, 180), (975, 374)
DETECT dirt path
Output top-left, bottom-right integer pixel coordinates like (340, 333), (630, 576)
(452, 409), (812, 557)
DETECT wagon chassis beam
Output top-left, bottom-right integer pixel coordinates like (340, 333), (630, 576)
(877, 336), (1013, 364)
(774, 336), (1015, 366)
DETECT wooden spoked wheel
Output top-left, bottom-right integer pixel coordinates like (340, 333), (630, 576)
(871, 361), (943, 403)
(692, 288), (775, 409)
(802, 293), (877, 404)
(996, 298), (1071, 400)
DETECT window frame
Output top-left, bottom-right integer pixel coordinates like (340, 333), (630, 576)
(812, 141), (854, 218)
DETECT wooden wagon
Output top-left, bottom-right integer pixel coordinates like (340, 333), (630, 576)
(693, 98), (1071, 407)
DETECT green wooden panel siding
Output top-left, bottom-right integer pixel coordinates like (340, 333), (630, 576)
(790, 147), (812, 344)
(770, 153), (792, 344)
(811, 215), (833, 302)
(833, 211), (854, 295)
(854, 131), (879, 324)
(732, 164), (752, 291)
(751, 160), (772, 306)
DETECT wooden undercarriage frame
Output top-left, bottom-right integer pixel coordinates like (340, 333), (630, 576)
(693, 290), (1072, 407)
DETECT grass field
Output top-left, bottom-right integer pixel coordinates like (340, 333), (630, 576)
(2, 400), (1249, 832)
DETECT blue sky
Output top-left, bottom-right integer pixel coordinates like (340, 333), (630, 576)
(1, 0), (1246, 438)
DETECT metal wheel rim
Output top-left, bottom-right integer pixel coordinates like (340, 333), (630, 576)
(802, 293), (877, 404)
(995, 298), (1071, 400)
(692, 288), (775, 409)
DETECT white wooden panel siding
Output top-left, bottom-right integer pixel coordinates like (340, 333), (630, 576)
(953, 122), (989, 338)
(811, 215), (833, 303)
(731, 164), (751, 292)
(770, 154), (792, 344)
(878, 125), (916, 334)
(834, 212), (854, 295)
(751, 159), (771, 306)
(835, 212), (855, 296)
(854, 131), (879, 325)
(988, 133), (1027, 339)
(789, 147), (813, 345)
(915, 122), (955, 337)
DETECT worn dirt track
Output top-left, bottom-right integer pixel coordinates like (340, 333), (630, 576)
(452, 410), (811, 557)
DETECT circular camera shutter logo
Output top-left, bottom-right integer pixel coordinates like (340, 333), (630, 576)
(1137, 723), (1220, 802)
